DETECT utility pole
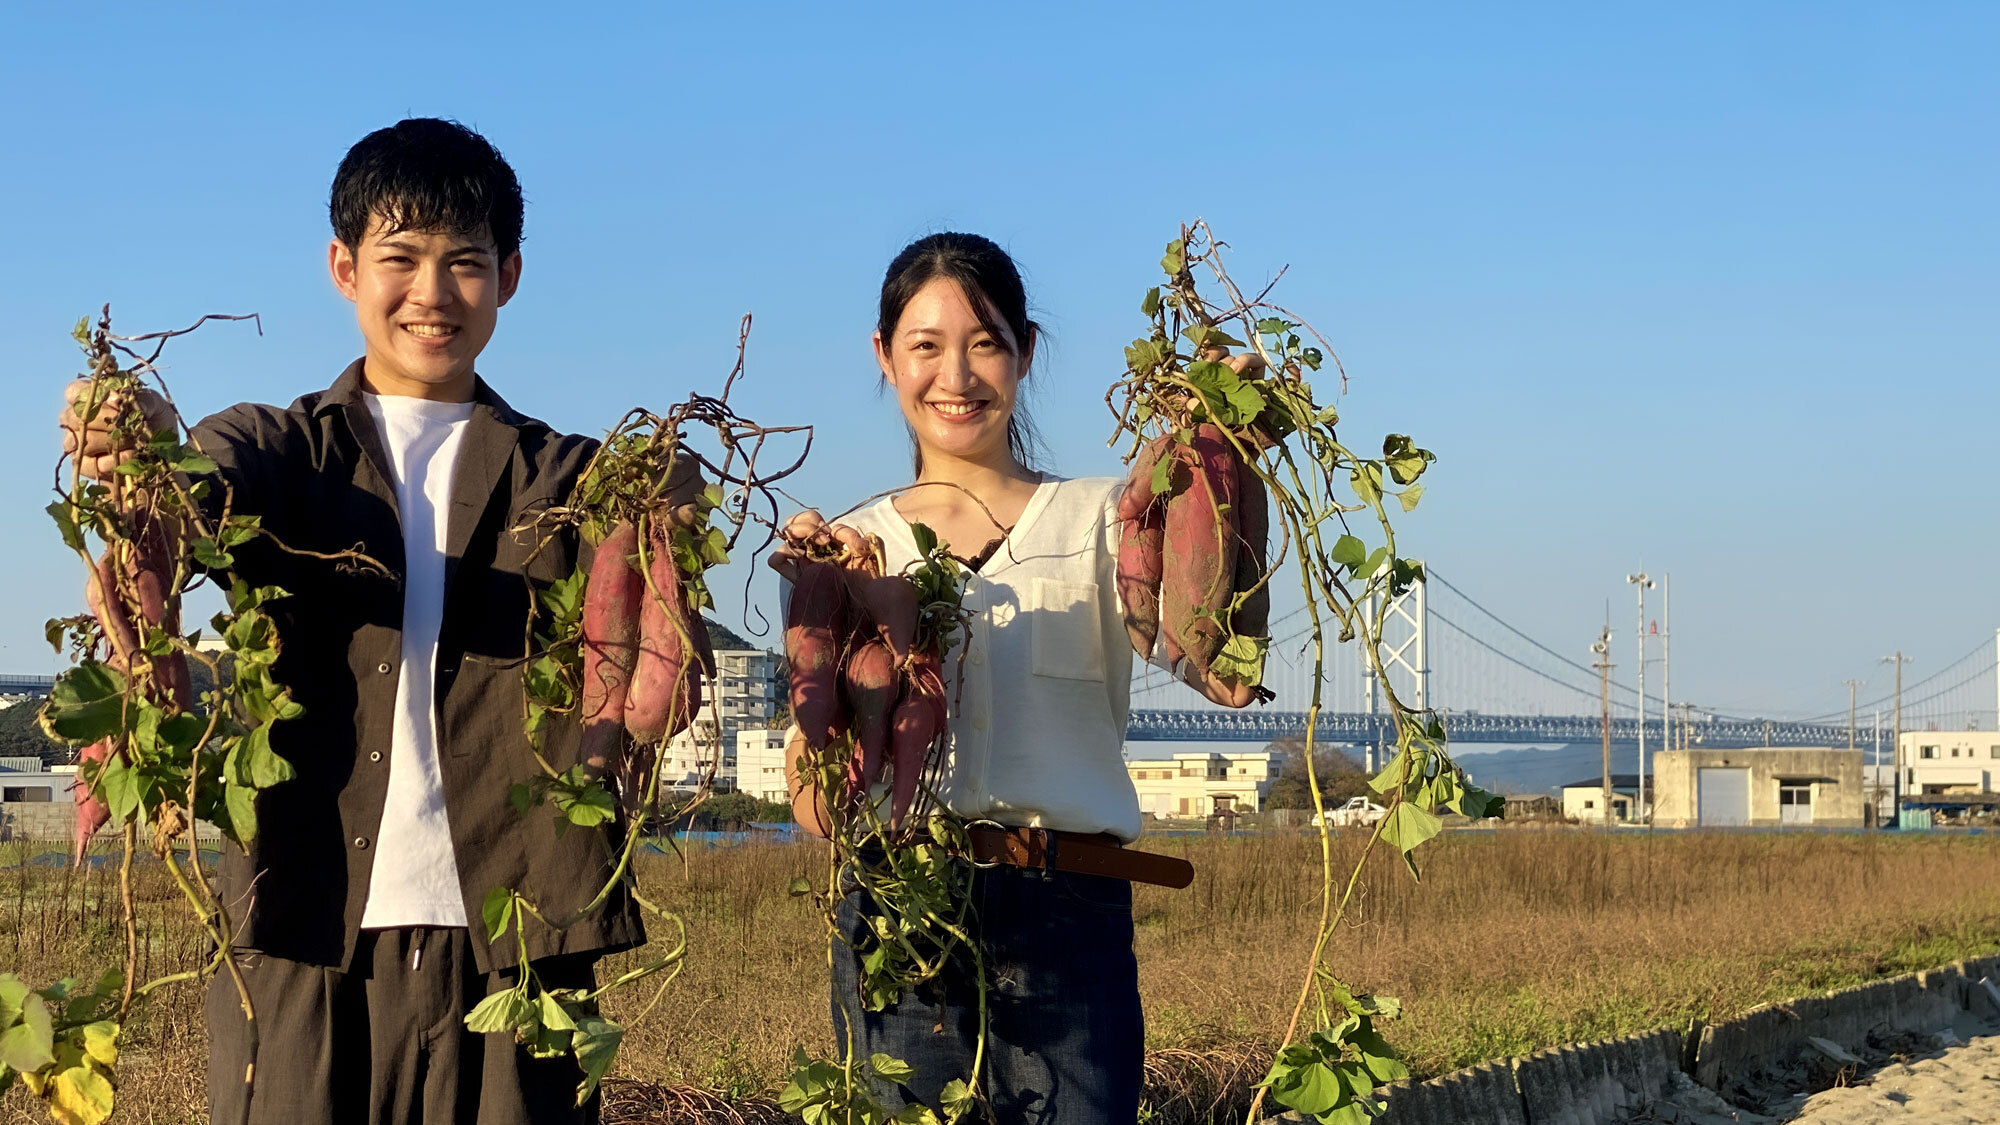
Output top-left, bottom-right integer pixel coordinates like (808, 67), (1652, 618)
(1843, 680), (1861, 752)
(1661, 574), (1671, 801)
(1871, 709), (1882, 829)
(1883, 653), (1911, 827)
(1593, 626), (1614, 828)
(1628, 572), (1654, 821)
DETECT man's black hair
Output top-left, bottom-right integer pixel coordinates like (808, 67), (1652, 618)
(330, 118), (524, 258)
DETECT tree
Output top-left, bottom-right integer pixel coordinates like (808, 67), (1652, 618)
(1261, 737), (1370, 809)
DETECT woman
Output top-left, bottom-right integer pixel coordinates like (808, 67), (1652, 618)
(773, 232), (1255, 1122)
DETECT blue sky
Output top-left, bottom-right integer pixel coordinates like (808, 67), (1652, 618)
(2, 2), (1994, 719)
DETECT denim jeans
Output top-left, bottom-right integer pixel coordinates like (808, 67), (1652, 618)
(830, 860), (1143, 1124)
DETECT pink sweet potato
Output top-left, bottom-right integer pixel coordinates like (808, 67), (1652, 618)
(1232, 459), (1270, 640)
(73, 739), (112, 866)
(624, 519), (702, 744)
(580, 521), (643, 772)
(860, 576), (919, 667)
(786, 560), (849, 750)
(841, 639), (898, 802)
(888, 689), (939, 830)
(1117, 437), (1170, 658)
(1161, 424), (1241, 672)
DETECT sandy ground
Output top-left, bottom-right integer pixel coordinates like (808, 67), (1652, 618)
(1781, 1027), (2000, 1125)
(1617, 1019), (2000, 1124)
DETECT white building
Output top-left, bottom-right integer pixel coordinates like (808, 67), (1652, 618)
(661, 648), (782, 789)
(1125, 751), (1283, 818)
(735, 728), (791, 805)
(1897, 731), (2000, 796)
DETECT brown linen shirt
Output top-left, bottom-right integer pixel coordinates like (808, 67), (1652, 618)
(190, 361), (644, 973)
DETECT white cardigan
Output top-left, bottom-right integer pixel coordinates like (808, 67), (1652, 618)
(839, 474), (1142, 842)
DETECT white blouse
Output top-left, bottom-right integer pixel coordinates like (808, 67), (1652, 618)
(838, 474), (1142, 842)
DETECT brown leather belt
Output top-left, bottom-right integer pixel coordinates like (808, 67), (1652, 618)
(963, 824), (1194, 890)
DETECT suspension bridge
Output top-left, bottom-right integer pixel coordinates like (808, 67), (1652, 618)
(1126, 569), (2000, 750)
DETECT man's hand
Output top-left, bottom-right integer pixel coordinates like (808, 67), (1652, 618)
(59, 378), (174, 487)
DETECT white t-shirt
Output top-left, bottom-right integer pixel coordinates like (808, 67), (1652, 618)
(839, 475), (1143, 841)
(358, 392), (474, 929)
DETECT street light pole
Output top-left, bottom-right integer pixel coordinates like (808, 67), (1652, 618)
(1627, 572), (1655, 822)
(1883, 653), (1911, 827)
(1843, 680), (1861, 751)
(1593, 626), (1614, 829)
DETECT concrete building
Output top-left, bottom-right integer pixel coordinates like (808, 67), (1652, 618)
(661, 648), (782, 789)
(1125, 751), (1283, 819)
(734, 728), (790, 805)
(0, 763), (80, 840)
(1559, 775), (1647, 824)
(1651, 748), (1865, 828)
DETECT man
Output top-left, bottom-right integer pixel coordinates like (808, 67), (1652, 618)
(60, 118), (658, 1125)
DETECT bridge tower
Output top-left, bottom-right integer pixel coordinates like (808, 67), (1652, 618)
(1363, 579), (1428, 769)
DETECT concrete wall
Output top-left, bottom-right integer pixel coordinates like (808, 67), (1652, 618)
(1652, 747), (1864, 827)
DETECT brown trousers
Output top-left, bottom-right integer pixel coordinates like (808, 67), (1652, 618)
(206, 929), (597, 1125)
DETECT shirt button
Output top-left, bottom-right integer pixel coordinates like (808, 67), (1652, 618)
(369, 751), (383, 763)
(377, 662), (392, 675)
(353, 836), (369, 849)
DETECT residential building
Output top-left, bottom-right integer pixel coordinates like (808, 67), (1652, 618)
(1651, 748), (1865, 828)
(1896, 731), (2000, 797)
(735, 728), (790, 805)
(662, 648), (782, 789)
(1125, 751), (1283, 818)
(1559, 775), (1647, 824)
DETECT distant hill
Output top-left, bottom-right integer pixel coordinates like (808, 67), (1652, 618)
(1454, 744), (1639, 796)
(0, 699), (62, 765)
(704, 617), (774, 653)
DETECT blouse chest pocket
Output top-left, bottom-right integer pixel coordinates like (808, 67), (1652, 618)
(1029, 578), (1106, 683)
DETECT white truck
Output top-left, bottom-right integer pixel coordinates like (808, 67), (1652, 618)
(1321, 796), (1388, 829)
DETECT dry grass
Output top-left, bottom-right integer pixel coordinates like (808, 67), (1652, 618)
(6, 829), (2000, 1124)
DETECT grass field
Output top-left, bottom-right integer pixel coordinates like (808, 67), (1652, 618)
(6, 828), (2000, 1123)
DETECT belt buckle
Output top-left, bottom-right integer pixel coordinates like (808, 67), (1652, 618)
(965, 818), (1008, 869)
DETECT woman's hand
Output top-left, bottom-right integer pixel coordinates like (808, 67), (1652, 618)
(768, 509), (827, 584)
(782, 724), (833, 839)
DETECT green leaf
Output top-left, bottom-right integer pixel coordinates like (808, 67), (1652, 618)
(0, 996), (55, 1074)
(174, 453), (218, 475)
(482, 888), (514, 942)
(41, 663), (128, 744)
(558, 783), (617, 828)
(190, 538), (233, 570)
(1161, 239), (1186, 277)
(509, 783), (537, 816)
(909, 522), (939, 557)
(1350, 464), (1383, 505)
(46, 503), (85, 552)
(0, 976), (27, 1026)
(1382, 434), (1435, 485)
(236, 723), (294, 789)
(223, 782), (258, 844)
(1149, 450), (1180, 498)
(1210, 633), (1268, 685)
(1140, 287), (1162, 318)
(536, 991), (577, 1033)
(938, 1078), (975, 1114)
(1182, 324), (1247, 352)
(786, 875), (813, 897)
(870, 1052), (916, 1082)
(1269, 1058), (1342, 1116)
(570, 1014), (624, 1103)
(95, 758), (142, 823)
(1302, 347), (1325, 371)
(1379, 802), (1443, 854)
(1330, 535), (1366, 571)
(1256, 317), (1293, 336)
(1397, 484), (1424, 513)
(465, 988), (533, 1035)
(1184, 360), (1266, 426)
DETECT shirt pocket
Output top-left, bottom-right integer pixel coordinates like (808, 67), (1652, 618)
(1030, 578), (1107, 683)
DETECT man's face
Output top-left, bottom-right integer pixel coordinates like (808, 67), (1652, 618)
(328, 217), (520, 400)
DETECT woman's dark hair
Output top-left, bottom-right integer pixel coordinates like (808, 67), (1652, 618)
(330, 118), (525, 259)
(878, 232), (1044, 473)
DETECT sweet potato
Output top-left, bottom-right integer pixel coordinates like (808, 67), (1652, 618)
(86, 550), (138, 669)
(580, 521), (643, 772)
(624, 518), (702, 744)
(1232, 459), (1270, 640)
(73, 739), (112, 865)
(841, 640), (898, 802)
(786, 560), (849, 750)
(1162, 424), (1240, 671)
(888, 690), (939, 830)
(1117, 436), (1170, 658)
(860, 576), (919, 666)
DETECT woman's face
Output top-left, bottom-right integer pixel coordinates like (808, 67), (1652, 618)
(875, 277), (1030, 470)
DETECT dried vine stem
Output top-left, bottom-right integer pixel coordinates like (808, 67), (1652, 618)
(475, 313), (816, 1104)
(20, 307), (382, 1125)
(1106, 225), (1503, 1124)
